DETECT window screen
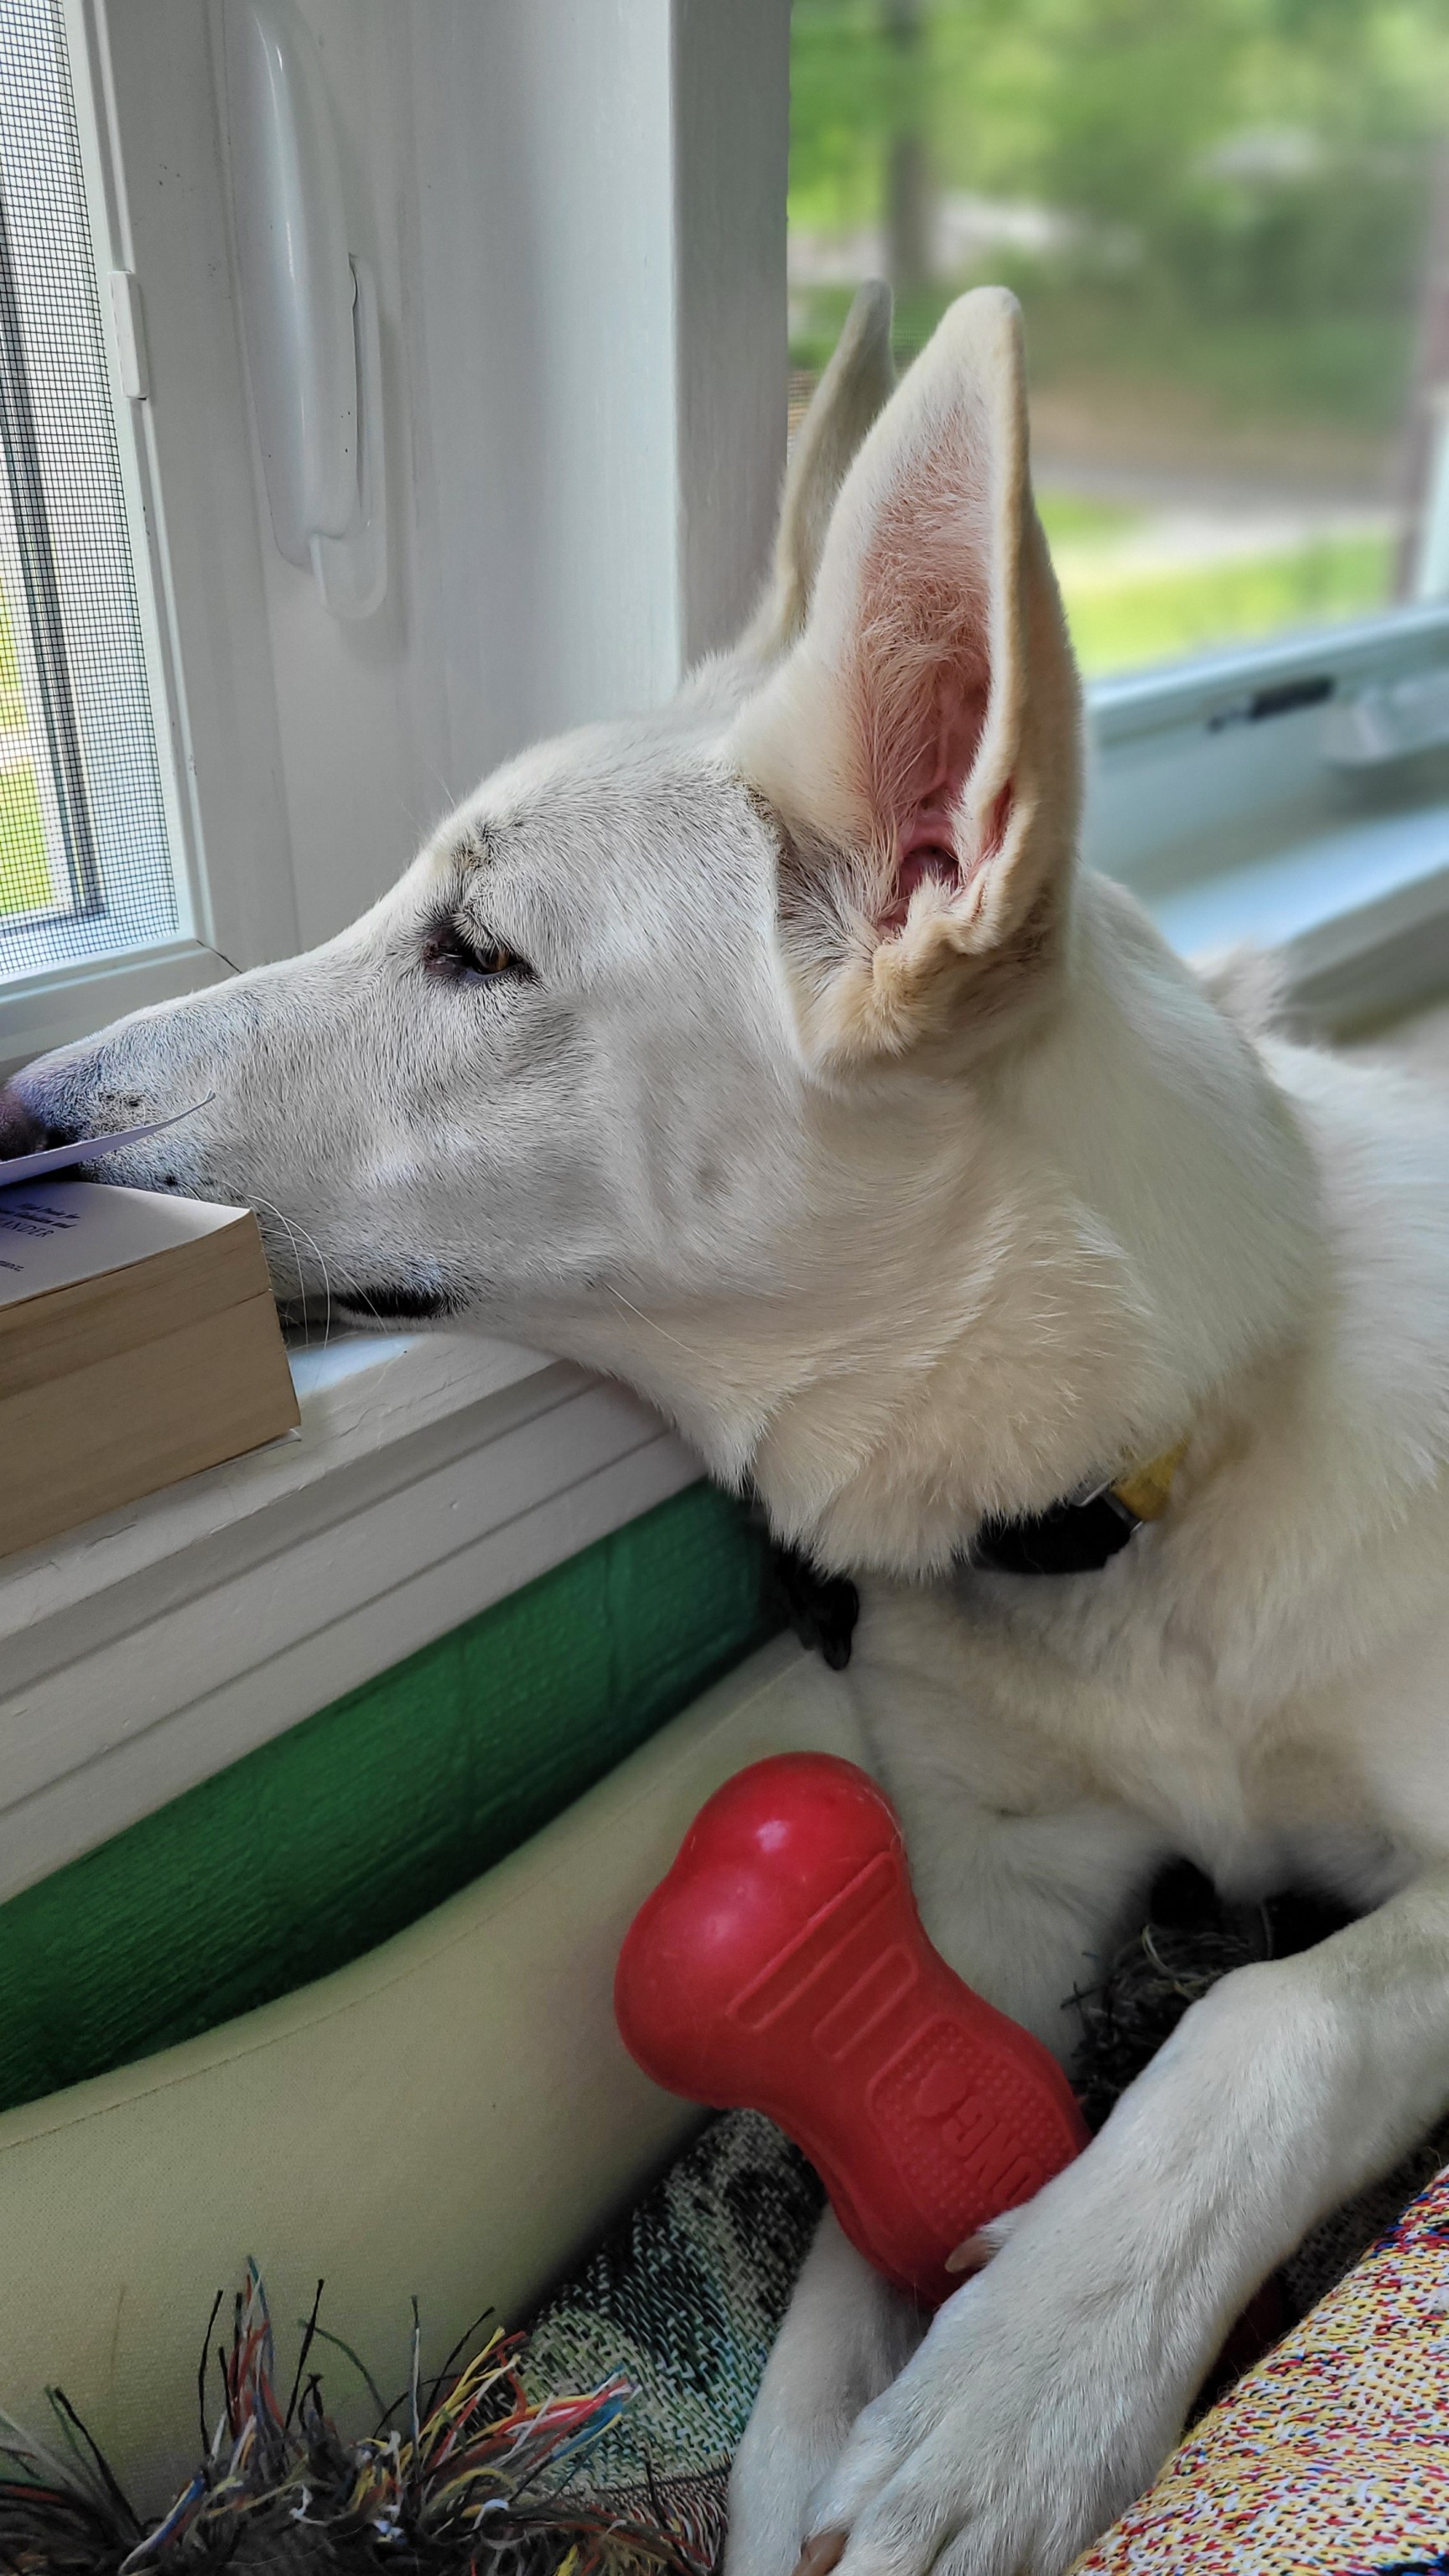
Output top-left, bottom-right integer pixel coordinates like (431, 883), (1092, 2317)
(0, 0), (176, 986)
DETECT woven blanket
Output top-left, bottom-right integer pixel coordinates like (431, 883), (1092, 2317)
(524, 2111), (823, 2559)
(1074, 2162), (1449, 2575)
(523, 2111), (1449, 2575)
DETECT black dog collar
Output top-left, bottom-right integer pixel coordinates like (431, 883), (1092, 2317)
(974, 1441), (1188, 1577)
(767, 1438), (1187, 1674)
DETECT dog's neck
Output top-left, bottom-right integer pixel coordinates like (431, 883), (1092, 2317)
(586, 881), (1322, 1579)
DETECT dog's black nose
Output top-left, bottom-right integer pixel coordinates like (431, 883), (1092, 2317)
(0, 1083), (65, 1158)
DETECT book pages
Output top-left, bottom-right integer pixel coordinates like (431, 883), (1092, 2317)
(0, 1183), (242, 1308)
(0, 1100), (208, 1191)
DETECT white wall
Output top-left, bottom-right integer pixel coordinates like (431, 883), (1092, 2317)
(219, 0), (788, 948)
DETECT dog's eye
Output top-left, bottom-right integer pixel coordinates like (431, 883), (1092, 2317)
(422, 921), (530, 986)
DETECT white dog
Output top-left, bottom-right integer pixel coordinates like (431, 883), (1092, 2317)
(7, 283), (1449, 2576)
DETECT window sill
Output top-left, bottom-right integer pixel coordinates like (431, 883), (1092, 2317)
(0, 1324), (699, 1907)
(0, 938), (236, 1081)
(1140, 801), (1449, 1029)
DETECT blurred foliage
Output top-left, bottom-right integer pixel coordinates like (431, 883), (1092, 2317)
(790, 0), (1449, 434)
(1034, 489), (1139, 543)
(1061, 530), (1394, 673)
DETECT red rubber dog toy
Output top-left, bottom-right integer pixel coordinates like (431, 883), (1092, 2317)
(615, 1753), (1088, 2304)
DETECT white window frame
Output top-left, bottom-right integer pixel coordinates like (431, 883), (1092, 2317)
(4, 0), (1449, 1891)
(0, 0), (298, 1071)
(0, 1329), (704, 1908)
(2, 0), (791, 1069)
(0, 0), (791, 1890)
(1086, 605), (1449, 1032)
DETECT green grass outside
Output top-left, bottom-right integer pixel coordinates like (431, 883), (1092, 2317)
(0, 587), (23, 735)
(1057, 529), (1394, 677)
(0, 574), (49, 917)
(0, 758), (52, 915)
(1036, 490), (1140, 547)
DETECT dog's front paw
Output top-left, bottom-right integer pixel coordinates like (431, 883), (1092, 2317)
(798, 2231), (1187, 2576)
(725, 2210), (927, 2576)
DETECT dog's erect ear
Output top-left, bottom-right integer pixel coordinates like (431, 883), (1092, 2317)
(743, 282), (896, 662)
(733, 287), (1082, 1067)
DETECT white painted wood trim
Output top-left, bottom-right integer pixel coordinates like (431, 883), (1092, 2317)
(65, 0), (301, 974)
(0, 1327), (704, 1903)
(672, 0), (790, 663)
(0, 938), (233, 1080)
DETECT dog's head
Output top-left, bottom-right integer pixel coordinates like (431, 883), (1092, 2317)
(3, 288), (1307, 1564)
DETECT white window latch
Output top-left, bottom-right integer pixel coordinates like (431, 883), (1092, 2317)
(221, 0), (386, 621)
(1323, 666), (1449, 768)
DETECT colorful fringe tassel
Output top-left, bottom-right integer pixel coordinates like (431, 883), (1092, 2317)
(0, 2264), (708, 2576)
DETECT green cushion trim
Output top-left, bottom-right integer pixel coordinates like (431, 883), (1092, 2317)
(0, 1481), (777, 2116)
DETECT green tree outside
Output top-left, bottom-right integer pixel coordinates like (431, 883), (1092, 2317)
(789, 0), (1449, 671)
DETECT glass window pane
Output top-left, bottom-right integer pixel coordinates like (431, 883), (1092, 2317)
(789, 0), (1449, 681)
(0, 0), (177, 985)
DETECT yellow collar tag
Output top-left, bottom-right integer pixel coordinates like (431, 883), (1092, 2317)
(1110, 1436), (1189, 1524)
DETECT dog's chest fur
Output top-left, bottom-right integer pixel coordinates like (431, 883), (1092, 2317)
(776, 1005), (1449, 1945)
(850, 1566), (1430, 1919)
(823, 1026), (1449, 2002)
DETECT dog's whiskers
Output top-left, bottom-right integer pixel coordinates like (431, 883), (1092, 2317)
(277, 1210), (334, 1349)
(605, 1282), (704, 1358)
(250, 1195), (316, 1343)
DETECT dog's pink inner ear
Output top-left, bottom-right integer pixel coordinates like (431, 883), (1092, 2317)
(850, 469), (1005, 941)
(877, 678), (989, 932)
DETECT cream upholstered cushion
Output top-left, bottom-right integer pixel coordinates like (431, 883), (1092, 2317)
(0, 1636), (863, 2511)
